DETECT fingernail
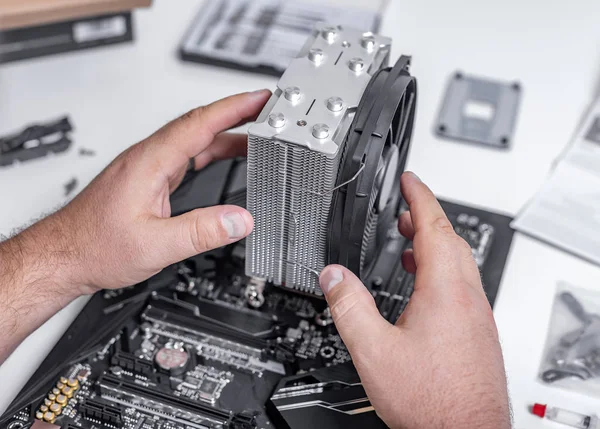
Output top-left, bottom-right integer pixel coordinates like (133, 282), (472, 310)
(406, 171), (421, 182)
(222, 212), (247, 239)
(320, 267), (344, 294)
(249, 89), (271, 99)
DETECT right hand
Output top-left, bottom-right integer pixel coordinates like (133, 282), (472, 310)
(319, 172), (511, 429)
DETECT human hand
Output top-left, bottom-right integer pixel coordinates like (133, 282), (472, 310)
(318, 172), (510, 429)
(36, 90), (271, 295)
(0, 90), (271, 361)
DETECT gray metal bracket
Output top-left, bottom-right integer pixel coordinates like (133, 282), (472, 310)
(434, 72), (522, 149)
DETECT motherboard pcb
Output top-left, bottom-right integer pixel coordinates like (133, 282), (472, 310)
(0, 159), (514, 429)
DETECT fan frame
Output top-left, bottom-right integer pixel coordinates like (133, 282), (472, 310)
(327, 55), (417, 281)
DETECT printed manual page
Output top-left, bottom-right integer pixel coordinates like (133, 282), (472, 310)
(512, 97), (600, 265)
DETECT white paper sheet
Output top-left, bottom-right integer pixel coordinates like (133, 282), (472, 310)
(512, 97), (600, 265)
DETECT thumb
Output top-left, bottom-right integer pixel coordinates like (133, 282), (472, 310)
(151, 205), (253, 267)
(320, 265), (391, 356)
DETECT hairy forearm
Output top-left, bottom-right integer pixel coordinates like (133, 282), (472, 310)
(0, 214), (82, 363)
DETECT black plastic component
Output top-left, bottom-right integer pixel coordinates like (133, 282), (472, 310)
(222, 158), (249, 207)
(268, 363), (386, 429)
(329, 56), (417, 280)
(119, 322), (142, 353)
(171, 159), (235, 215)
(142, 299), (273, 350)
(80, 399), (123, 425)
(98, 374), (257, 428)
(110, 351), (154, 376)
(438, 199), (514, 307)
(0, 13), (134, 65)
(0, 117), (73, 166)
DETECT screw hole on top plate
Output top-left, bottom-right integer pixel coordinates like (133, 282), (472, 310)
(297, 120), (307, 127)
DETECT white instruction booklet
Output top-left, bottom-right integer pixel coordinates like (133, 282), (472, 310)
(512, 97), (600, 265)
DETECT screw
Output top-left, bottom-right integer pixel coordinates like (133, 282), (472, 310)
(361, 34), (376, 51)
(284, 86), (301, 102)
(312, 123), (330, 139)
(79, 147), (96, 156)
(372, 276), (383, 288)
(326, 96), (344, 112)
(321, 26), (338, 43)
(348, 57), (365, 72)
(297, 120), (307, 127)
(64, 177), (78, 197)
(308, 48), (324, 64)
(268, 112), (286, 128)
(110, 366), (123, 376)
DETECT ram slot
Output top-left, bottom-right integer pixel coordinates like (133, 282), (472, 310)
(97, 374), (256, 429)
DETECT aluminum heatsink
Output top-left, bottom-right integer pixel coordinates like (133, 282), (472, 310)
(246, 24), (391, 295)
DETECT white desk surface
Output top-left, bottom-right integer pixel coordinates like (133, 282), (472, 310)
(1, 0), (600, 426)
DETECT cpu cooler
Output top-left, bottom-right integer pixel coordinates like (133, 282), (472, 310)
(246, 24), (417, 296)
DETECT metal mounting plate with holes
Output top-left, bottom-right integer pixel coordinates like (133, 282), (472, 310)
(434, 72), (521, 149)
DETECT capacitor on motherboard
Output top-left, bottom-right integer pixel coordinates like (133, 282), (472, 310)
(155, 346), (190, 376)
(320, 346), (335, 359)
(67, 378), (79, 389)
(61, 385), (74, 398)
(42, 412), (55, 423)
(35, 411), (44, 420)
(49, 403), (62, 416)
(55, 394), (67, 406)
(315, 308), (333, 326)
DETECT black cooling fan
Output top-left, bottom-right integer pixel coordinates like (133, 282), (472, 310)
(329, 56), (417, 280)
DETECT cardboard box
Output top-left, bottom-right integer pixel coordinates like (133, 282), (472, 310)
(0, 0), (151, 31)
(0, 0), (151, 64)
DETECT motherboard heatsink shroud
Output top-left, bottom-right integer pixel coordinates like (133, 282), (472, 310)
(246, 24), (391, 295)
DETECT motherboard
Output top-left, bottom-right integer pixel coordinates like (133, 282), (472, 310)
(0, 159), (514, 429)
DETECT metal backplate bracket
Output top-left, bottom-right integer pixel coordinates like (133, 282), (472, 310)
(435, 72), (522, 149)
